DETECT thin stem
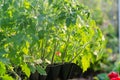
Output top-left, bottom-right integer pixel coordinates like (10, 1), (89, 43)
(41, 40), (44, 60)
(69, 41), (91, 63)
(8, 66), (21, 80)
(51, 42), (57, 64)
(62, 35), (70, 63)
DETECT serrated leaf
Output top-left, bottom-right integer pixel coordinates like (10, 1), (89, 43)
(36, 65), (47, 75)
(81, 54), (90, 72)
(21, 64), (30, 77)
(28, 64), (36, 73)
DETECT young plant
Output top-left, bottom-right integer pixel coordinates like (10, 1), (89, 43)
(0, 0), (105, 79)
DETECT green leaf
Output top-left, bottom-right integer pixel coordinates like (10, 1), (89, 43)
(38, 30), (45, 39)
(36, 65), (47, 75)
(24, 1), (30, 9)
(81, 54), (90, 72)
(0, 62), (6, 76)
(96, 49), (104, 61)
(48, 0), (53, 5)
(2, 3), (9, 11)
(2, 75), (14, 80)
(97, 73), (109, 80)
(0, 58), (10, 65)
(28, 64), (36, 73)
(66, 17), (71, 27)
(21, 64), (30, 77)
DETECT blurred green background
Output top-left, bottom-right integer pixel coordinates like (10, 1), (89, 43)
(80, 0), (118, 54)
(79, 0), (119, 73)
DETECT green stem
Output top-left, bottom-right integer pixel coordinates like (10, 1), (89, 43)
(62, 35), (70, 63)
(51, 42), (57, 64)
(43, 39), (48, 60)
(69, 41), (90, 63)
(41, 40), (44, 60)
(8, 66), (21, 80)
